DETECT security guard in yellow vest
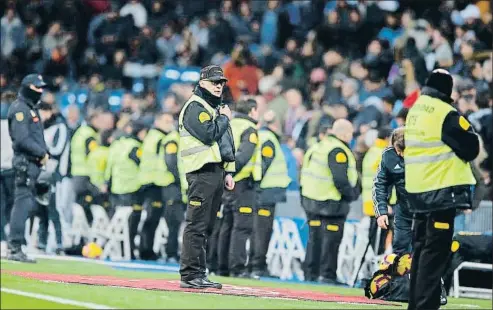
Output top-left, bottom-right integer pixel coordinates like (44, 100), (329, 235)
(362, 127), (395, 254)
(250, 110), (291, 279)
(139, 112), (185, 262)
(70, 111), (105, 224)
(87, 129), (113, 210)
(216, 98), (260, 277)
(104, 120), (148, 258)
(301, 119), (360, 284)
(404, 69), (479, 310)
(178, 65), (235, 289)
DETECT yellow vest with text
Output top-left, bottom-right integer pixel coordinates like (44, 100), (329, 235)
(139, 128), (166, 186)
(301, 136), (358, 201)
(70, 125), (98, 177)
(178, 94), (225, 174)
(155, 131), (183, 187)
(109, 138), (142, 195)
(230, 117), (260, 182)
(362, 140), (397, 216)
(254, 130), (291, 189)
(404, 95), (475, 193)
(87, 145), (109, 187)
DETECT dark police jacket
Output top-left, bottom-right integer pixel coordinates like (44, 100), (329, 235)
(181, 86), (235, 168)
(372, 147), (409, 217)
(7, 93), (47, 165)
(408, 87), (480, 212)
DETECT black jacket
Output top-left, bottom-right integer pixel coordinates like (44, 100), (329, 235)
(181, 86), (235, 168)
(372, 147), (409, 217)
(7, 93), (47, 164)
(407, 87), (480, 213)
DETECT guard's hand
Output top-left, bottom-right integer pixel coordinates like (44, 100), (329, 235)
(100, 184), (108, 194)
(377, 215), (389, 230)
(219, 105), (232, 120)
(40, 154), (49, 165)
(224, 174), (235, 190)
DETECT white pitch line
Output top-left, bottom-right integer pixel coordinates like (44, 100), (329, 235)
(1, 287), (117, 309)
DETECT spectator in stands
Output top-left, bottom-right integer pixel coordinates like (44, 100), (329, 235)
(156, 24), (183, 66)
(223, 43), (259, 101)
(1, 7), (24, 58)
(120, 0), (147, 29)
(430, 27), (454, 69)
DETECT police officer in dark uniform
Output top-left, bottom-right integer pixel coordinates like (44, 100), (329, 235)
(178, 65), (236, 289)
(217, 98), (259, 277)
(300, 119), (360, 284)
(7, 74), (48, 263)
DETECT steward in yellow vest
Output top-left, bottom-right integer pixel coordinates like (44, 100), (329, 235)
(87, 129), (113, 209)
(178, 65), (234, 289)
(404, 69), (479, 310)
(104, 120), (148, 258)
(300, 119), (360, 284)
(250, 111), (291, 279)
(70, 112), (104, 224)
(139, 113), (186, 261)
(216, 98), (260, 277)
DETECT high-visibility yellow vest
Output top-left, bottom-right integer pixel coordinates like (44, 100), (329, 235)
(70, 125), (98, 177)
(87, 145), (109, 187)
(139, 128), (166, 186)
(178, 94), (223, 174)
(154, 131), (180, 187)
(254, 129), (291, 189)
(299, 143), (317, 187)
(108, 137), (142, 195)
(404, 95), (475, 193)
(230, 117), (259, 182)
(362, 139), (397, 216)
(301, 136), (358, 201)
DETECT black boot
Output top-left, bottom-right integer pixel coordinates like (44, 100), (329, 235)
(180, 277), (222, 289)
(440, 278), (448, 306)
(7, 243), (36, 263)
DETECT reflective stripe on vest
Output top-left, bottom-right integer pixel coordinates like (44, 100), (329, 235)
(110, 138), (141, 195)
(70, 125), (97, 177)
(178, 95), (222, 173)
(231, 117), (259, 182)
(254, 129), (291, 189)
(139, 128), (166, 186)
(301, 136), (357, 201)
(404, 95), (475, 193)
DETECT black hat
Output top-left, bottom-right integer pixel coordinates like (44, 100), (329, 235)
(21, 74), (47, 89)
(425, 69), (453, 97)
(199, 65), (228, 82)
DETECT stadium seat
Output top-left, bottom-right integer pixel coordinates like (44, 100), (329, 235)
(153, 217), (169, 257)
(101, 206), (133, 261)
(452, 262), (492, 299)
(90, 205), (110, 247)
(70, 203), (92, 246)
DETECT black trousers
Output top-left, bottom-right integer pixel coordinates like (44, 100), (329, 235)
(164, 197), (185, 260)
(139, 185), (164, 259)
(392, 204), (413, 255)
(304, 214), (345, 281)
(250, 203), (276, 273)
(72, 176), (99, 225)
(180, 163), (224, 281)
(207, 214), (222, 273)
(37, 185), (63, 249)
(408, 208), (455, 310)
(9, 159), (40, 247)
(0, 169), (15, 241)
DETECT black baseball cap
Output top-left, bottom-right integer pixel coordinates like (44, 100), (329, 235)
(200, 65), (228, 82)
(21, 74), (47, 88)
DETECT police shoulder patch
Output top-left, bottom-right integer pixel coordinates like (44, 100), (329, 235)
(261, 146), (274, 157)
(15, 112), (24, 122)
(198, 111), (211, 123)
(136, 148), (143, 158)
(249, 132), (258, 144)
(335, 152), (347, 163)
(459, 116), (470, 131)
(88, 140), (98, 152)
(166, 143), (178, 154)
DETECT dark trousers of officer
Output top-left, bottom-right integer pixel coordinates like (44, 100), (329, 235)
(164, 197), (185, 260)
(392, 204), (413, 255)
(304, 213), (345, 281)
(207, 214), (222, 273)
(217, 193), (233, 275)
(1, 169), (15, 241)
(72, 176), (99, 225)
(180, 163), (224, 281)
(9, 158), (41, 247)
(218, 180), (254, 276)
(37, 186), (63, 249)
(408, 208), (455, 310)
(139, 185), (164, 259)
(250, 203), (276, 274)
(112, 191), (144, 259)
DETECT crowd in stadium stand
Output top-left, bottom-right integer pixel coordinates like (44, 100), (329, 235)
(1, 0), (492, 195)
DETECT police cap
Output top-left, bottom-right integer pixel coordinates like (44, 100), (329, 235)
(21, 74), (47, 89)
(199, 65), (228, 82)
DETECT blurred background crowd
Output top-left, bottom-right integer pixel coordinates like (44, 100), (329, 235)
(1, 0), (492, 193)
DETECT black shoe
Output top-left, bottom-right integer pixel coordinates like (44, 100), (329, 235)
(180, 277), (222, 289)
(55, 248), (65, 256)
(250, 270), (264, 280)
(7, 246), (36, 263)
(231, 272), (250, 279)
(440, 279), (448, 306)
(318, 276), (346, 286)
